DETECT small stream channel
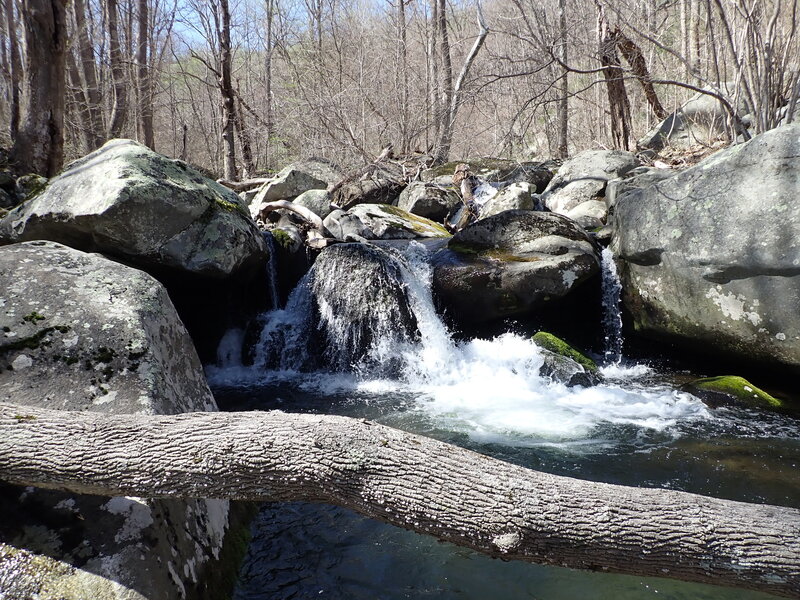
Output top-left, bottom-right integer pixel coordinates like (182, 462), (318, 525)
(208, 242), (800, 600)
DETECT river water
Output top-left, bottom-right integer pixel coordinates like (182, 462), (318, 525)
(207, 242), (800, 600)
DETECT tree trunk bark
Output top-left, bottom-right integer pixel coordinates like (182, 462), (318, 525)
(615, 27), (667, 120)
(218, 0), (238, 181)
(106, 0), (128, 138)
(1, 402), (798, 598)
(596, 3), (631, 150)
(556, 0), (568, 158)
(264, 0), (275, 169)
(13, 0), (67, 176)
(73, 0), (104, 150)
(137, 0), (154, 149)
(432, 0), (452, 163)
(4, 0), (20, 141)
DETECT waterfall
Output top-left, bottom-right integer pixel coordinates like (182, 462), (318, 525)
(216, 328), (244, 368)
(600, 247), (624, 364)
(263, 231), (281, 310)
(209, 241), (708, 445)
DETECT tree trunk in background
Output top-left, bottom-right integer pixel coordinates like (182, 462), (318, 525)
(427, 0), (439, 151)
(73, 0), (103, 151)
(106, 0), (128, 138)
(264, 0), (275, 168)
(137, 0), (154, 149)
(4, 0), (20, 141)
(616, 27), (667, 120)
(13, 0), (67, 176)
(1, 403), (799, 599)
(235, 92), (255, 177)
(218, 0), (238, 180)
(433, 0), (452, 163)
(556, 0), (568, 158)
(596, 2), (631, 150)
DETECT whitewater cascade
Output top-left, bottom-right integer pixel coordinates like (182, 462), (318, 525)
(600, 246), (624, 364)
(210, 241), (710, 445)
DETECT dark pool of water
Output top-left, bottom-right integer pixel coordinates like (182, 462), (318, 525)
(214, 379), (800, 600)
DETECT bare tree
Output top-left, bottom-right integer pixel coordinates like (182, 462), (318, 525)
(107, 0), (129, 138)
(3, 0), (20, 141)
(138, 0), (154, 148)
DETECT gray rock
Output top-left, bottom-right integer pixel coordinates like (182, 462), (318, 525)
(253, 164), (329, 204)
(397, 182), (461, 221)
(638, 88), (737, 155)
(433, 210), (600, 322)
(294, 188), (333, 219)
(538, 348), (600, 387)
(421, 159), (553, 191)
(0, 241), (247, 600)
(605, 167), (674, 210)
(331, 177), (405, 210)
(612, 123), (800, 371)
(14, 173), (47, 201)
(479, 182), (534, 219)
(325, 204), (451, 241)
(541, 150), (639, 215)
(0, 188), (14, 210)
(0, 139), (267, 280)
(565, 199), (607, 230)
(0, 171), (14, 189)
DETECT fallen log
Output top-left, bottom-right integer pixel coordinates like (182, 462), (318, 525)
(254, 199), (332, 237)
(217, 177), (272, 192)
(0, 402), (798, 598)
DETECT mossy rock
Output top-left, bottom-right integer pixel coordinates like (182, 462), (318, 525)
(532, 331), (598, 374)
(683, 375), (785, 411)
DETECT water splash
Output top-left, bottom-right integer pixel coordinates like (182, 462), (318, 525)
(209, 241), (709, 446)
(600, 247), (624, 364)
(216, 328), (244, 368)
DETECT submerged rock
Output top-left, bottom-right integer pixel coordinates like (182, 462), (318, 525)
(612, 123), (800, 372)
(432, 210), (600, 322)
(683, 376), (784, 411)
(532, 331), (598, 374)
(0, 241), (249, 600)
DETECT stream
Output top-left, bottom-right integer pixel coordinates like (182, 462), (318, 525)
(207, 242), (800, 600)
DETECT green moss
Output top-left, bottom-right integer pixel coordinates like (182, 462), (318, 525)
(532, 331), (598, 374)
(686, 375), (784, 410)
(94, 347), (116, 363)
(22, 311), (46, 323)
(0, 326), (65, 353)
(13, 414), (36, 422)
(214, 196), (249, 218)
(270, 228), (294, 250)
(376, 204), (450, 236)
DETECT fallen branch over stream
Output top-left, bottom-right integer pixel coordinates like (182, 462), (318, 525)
(0, 402), (798, 597)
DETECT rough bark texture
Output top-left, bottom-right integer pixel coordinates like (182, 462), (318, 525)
(13, 0), (67, 176)
(0, 403), (798, 598)
(106, 0), (128, 139)
(615, 27), (667, 120)
(4, 0), (20, 140)
(73, 0), (104, 151)
(596, 3), (631, 151)
(218, 0), (238, 181)
(137, 0), (154, 149)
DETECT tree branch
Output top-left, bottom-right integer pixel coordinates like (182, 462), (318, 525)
(0, 402), (798, 598)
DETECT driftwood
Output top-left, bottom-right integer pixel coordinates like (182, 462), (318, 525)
(327, 144), (395, 197)
(254, 199), (332, 237)
(217, 177), (272, 192)
(1, 401), (798, 598)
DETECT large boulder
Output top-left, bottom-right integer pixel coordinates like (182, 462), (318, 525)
(323, 204), (450, 241)
(0, 241), (250, 600)
(612, 123), (800, 372)
(0, 139), (270, 361)
(0, 139), (267, 280)
(541, 150), (639, 218)
(252, 158), (342, 205)
(397, 181), (461, 222)
(479, 182), (535, 219)
(432, 210), (600, 322)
